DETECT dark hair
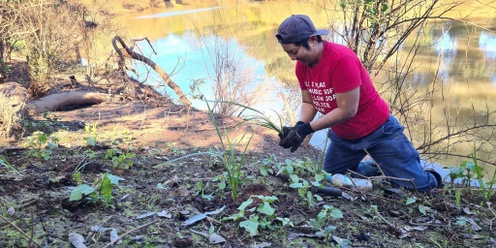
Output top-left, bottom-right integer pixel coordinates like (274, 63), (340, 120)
(293, 35), (323, 50)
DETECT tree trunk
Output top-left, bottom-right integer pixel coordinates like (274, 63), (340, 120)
(164, 0), (174, 8)
(0, 38), (5, 83)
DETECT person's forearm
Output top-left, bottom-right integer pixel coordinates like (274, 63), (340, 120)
(298, 102), (317, 123)
(309, 107), (355, 132)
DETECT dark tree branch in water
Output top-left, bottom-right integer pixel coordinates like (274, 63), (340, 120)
(111, 36), (191, 106)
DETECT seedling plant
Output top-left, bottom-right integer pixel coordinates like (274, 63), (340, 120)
(105, 148), (135, 171)
(23, 131), (59, 160)
(222, 195), (286, 236)
(70, 173), (121, 209)
(445, 145), (496, 201)
(309, 205), (346, 243)
(206, 99), (254, 200)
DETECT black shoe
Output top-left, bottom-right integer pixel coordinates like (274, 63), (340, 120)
(424, 168), (444, 189)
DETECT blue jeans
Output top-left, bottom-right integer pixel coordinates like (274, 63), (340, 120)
(323, 114), (438, 192)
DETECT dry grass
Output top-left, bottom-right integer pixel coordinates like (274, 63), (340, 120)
(0, 96), (24, 140)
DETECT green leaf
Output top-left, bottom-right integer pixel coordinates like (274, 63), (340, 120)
(70, 184), (95, 201)
(324, 225), (337, 235)
(315, 231), (325, 238)
(314, 174), (325, 182)
(253, 195), (278, 203)
(456, 217), (467, 226)
(264, 195), (278, 203)
(311, 181), (321, 187)
(309, 218), (321, 230)
(418, 205), (426, 215)
(218, 180), (226, 190)
(260, 167), (268, 177)
(240, 217), (259, 236)
(86, 137), (96, 146)
(257, 202), (275, 216)
(238, 198), (253, 211)
(100, 175), (113, 198)
(330, 208), (343, 219)
(405, 197), (416, 205)
(105, 174), (121, 185)
(276, 217), (292, 227)
(289, 183), (304, 188)
(38, 134), (47, 143)
(289, 174), (299, 183)
(381, 3), (389, 12)
(317, 210), (326, 225)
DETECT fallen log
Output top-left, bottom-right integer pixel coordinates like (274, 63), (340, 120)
(24, 91), (108, 115)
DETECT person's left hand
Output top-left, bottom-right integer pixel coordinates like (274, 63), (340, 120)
(279, 122), (314, 152)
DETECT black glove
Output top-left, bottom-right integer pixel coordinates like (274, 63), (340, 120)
(278, 121), (305, 140)
(279, 122), (314, 152)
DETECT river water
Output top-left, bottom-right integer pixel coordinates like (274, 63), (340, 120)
(118, 1), (496, 181)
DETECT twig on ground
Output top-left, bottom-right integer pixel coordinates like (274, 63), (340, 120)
(0, 212), (42, 248)
(363, 148), (386, 175)
(348, 169), (418, 192)
(361, 148), (418, 192)
(30, 208), (34, 248)
(17, 198), (39, 210)
(102, 219), (160, 248)
(376, 211), (394, 228)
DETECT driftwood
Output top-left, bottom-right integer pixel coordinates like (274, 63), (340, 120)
(24, 91), (108, 115)
(111, 36), (191, 106)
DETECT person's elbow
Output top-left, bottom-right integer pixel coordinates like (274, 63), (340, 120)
(342, 106), (358, 121)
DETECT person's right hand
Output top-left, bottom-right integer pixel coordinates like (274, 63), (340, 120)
(278, 121), (305, 140)
(278, 121), (314, 152)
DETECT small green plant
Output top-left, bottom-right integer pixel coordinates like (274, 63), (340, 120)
(223, 195), (288, 236)
(70, 173), (121, 208)
(275, 158), (316, 178)
(195, 180), (214, 200)
(289, 173), (325, 207)
(105, 127), (134, 147)
(84, 122), (99, 147)
(23, 131), (58, 160)
(19, 112), (64, 134)
(206, 100), (254, 200)
(72, 171), (83, 185)
(0, 156), (21, 175)
(405, 196), (427, 215)
(259, 155), (277, 177)
(200, 99), (285, 138)
(42, 112), (60, 123)
(308, 205), (345, 243)
(105, 148), (135, 171)
(445, 145), (496, 200)
(263, 157), (327, 207)
(165, 142), (186, 156)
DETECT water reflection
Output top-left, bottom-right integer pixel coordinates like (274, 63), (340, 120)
(480, 31), (496, 60)
(131, 32), (283, 116)
(138, 6), (224, 19)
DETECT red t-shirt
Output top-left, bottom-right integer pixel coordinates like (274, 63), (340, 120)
(296, 41), (390, 140)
